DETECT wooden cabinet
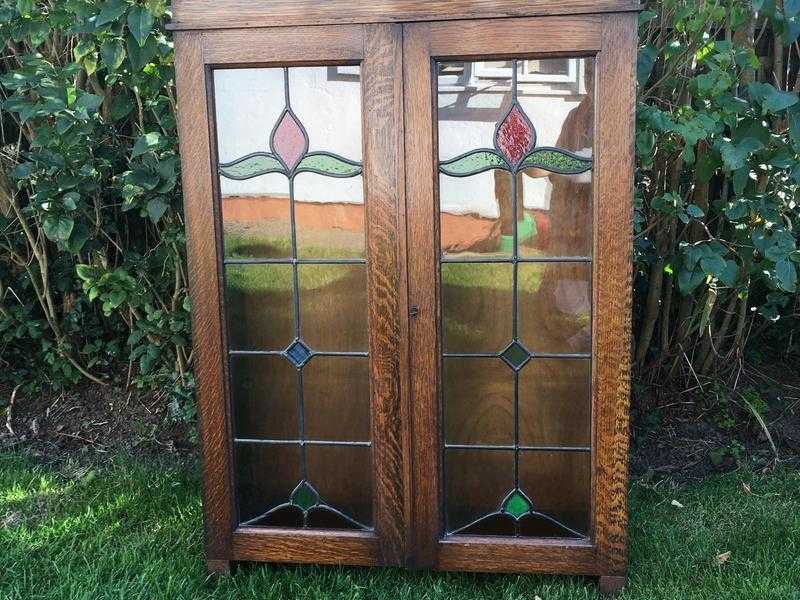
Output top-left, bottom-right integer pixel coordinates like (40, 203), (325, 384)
(172, 0), (637, 593)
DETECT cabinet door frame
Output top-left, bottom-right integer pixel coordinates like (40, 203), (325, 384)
(403, 13), (636, 576)
(174, 23), (409, 569)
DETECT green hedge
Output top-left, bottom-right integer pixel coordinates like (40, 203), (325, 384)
(0, 1), (798, 417)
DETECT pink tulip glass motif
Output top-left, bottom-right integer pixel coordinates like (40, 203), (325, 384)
(270, 108), (308, 171)
(494, 104), (536, 167)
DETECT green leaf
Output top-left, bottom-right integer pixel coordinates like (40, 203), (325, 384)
(775, 259), (797, 292)
(126, 33), (157, 71)
(146, 197), (168, 223)
(66, 222), (90, 254)
(720, 138), (763, 171)
(637, 45), (658, 86)
(678, 266), (706, 294)
(521, 149), (593, 174)
(700, 254), (726, 276)
(719, 260), (739, 287)
(43, 215), (74, 242)
(440, 149), (507, 176)
(73, 39), (94, 62)
(95, 0), (128, 26)
(100, 39), (126, 71)
(296, 152), (362, 177)
(83, 52), (98, 76)
(75, 264), (96, 282)
(786, 0), (800, 17)
(74, 93), (103, 115)
(62, 192), (80, 211)
(127, 6), (153, 46)
(132, 132), (161, 157)
(686, 204), (705, 218)
(748, 82), (799, 113)
(16, 0), (34, 17)
(219, 153), (284, 179)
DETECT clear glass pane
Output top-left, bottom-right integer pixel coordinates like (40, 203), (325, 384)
(230, 355), (298, 440)
(306, 444), (373, 528)
(298, 264), (367, 352)
(236, 443), (300, 524)
(517, 58), (593, 258)
(441, 262), (513, 354)
(289, 66), (362, 160)
(225, 264), (294, 351)
(518, 262), (592, 354)
(303, 356), (370, 442)
(519, 358), (591, 447)
(445, 449), (514, 533)
(437, 61), (512, 160)
(518, 451), (590, 536)
(220, 174), (291, 260)
(294, 172), (365, 259)
(444, 358), (513, 445)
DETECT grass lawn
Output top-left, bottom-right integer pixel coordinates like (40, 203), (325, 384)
(0, 452), (798, 600)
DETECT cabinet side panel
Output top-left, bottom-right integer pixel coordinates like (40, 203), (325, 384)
(592, 12), (637, 576)
(174, 31), (234, 561)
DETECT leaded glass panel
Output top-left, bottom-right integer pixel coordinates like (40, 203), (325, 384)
(438, 58), (594, 539)
(215, 66), (372, 531)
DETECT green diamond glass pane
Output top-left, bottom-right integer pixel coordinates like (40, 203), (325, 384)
(290, 481), (319, 510)
(520, 148), (592, 175)
(500, 341), (530, 370)
(440, 150), (507, 176)
(219, 153), (284, 179)
(296, 153), (362, 177)
(503, 490), (532, 519)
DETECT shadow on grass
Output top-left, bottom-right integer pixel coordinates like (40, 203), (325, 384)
(1, 452), (798, 600)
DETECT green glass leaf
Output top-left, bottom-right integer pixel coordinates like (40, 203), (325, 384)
(521, 149), (592, 174)
(219, 153), (284, 179)
(503, 490), (532, 519)
(296, 153), (361, 177)
(440, 150), (507, 176)
(291, 481), (319, 510)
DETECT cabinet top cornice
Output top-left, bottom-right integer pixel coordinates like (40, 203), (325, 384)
(169, 0), (642, 32)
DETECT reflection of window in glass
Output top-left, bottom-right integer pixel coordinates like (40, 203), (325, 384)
(474, 59), (580, 86)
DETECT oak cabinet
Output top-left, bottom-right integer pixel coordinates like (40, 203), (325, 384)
(172, 1), (637, 594)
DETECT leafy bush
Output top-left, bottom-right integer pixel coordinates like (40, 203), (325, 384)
(634, 0), (800, 382)
(0, 0), (798, 418)
(0, 0), (193, 417)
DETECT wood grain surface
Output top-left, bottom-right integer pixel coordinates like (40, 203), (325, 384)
(363, 23), (409, 566)
(170, 0), (641, 31)
(591, 11), (637, 578)
(174, 31), (236, 563)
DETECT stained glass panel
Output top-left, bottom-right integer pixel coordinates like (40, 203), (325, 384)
(215, 65), (371, 531)
(438, 58), (594, 539)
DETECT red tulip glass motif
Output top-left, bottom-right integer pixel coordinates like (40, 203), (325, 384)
(495, 105), (535, 167)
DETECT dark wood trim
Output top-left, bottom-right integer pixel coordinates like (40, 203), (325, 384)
(402, 22), (441, 569)
(170, 0), (642, 31)
(426, 15), (602, 56)
(232, 529), (381, 565)
(591, 11), (637, 578)
(174, 30), (236, 564)
(362, 23), (409, 566)
(201, 25), (365, 65)
(437, 537), (598, 574)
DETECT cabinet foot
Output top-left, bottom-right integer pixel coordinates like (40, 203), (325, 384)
(598, 575), (626, 596)
(206, 559), (233, 575)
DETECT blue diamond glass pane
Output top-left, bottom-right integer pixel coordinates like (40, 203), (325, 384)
(500, 341), (530, 370)
(285, 339), (311, 367)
